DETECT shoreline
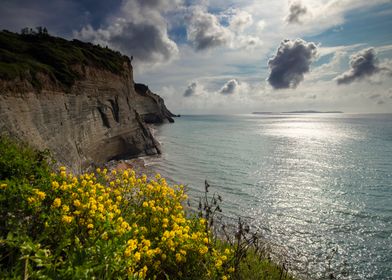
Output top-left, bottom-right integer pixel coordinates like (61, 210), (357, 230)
(105, 158), (157, 180)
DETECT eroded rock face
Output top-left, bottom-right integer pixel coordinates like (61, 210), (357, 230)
(134, 83), (176, 124)
(0, 63), (171, 172)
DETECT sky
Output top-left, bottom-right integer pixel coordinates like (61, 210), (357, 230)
(1, 0), (392, 114)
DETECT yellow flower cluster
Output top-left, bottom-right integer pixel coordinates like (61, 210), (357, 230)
(27, 188), (47, 205)
(25, 166), (234, 279)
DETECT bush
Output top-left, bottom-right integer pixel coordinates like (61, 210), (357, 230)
(0, 138), (235, 279)
(0, 136), (51, 180)
(0, 138), (296, 280)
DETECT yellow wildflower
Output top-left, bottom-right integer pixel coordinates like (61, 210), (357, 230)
(61, 215), (73, 224)
(124, 248), (131, 257)
(134, 252), (141, 262)
(199, 246), (208, 255)
(35, 190), (46, 200)
(73, 200), (81, 207)
(52, 198), (61, 208)
(51, 181), (59, 189)
(175, 253), (182, 262)
(121, 221), (130, 229)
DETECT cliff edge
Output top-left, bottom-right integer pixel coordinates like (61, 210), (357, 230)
(0, 30), (175, 172)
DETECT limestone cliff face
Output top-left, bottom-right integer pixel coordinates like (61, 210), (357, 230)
(0, 62), (172, 172)
(134, 83), (176, 124)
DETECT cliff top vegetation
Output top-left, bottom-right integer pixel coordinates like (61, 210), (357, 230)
(0, 28), (130, 88)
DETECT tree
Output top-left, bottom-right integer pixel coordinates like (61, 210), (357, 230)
(21, 27), (29, 35)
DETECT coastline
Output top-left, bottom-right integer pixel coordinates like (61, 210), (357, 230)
(105, 158), (158, 180)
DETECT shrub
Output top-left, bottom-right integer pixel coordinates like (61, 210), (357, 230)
(0, 139), (235, 279)
(0, 136), (51, 180)
(0, 137), (295, 280)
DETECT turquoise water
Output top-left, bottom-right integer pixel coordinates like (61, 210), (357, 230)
(147, 114), (392, 279)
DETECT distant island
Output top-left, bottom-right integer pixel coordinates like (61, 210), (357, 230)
(252, 110), (343, 114)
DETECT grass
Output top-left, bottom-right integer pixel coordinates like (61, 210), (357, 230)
(0, 136), (296, 279)
(238, 251), (295, 280)
(0, 29), (130, 89)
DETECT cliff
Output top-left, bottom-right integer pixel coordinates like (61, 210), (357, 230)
(0, 30), (175, 172)
(134, 83), (176, 123)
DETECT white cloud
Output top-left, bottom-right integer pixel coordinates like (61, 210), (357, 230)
(229, 10), (254, 32)
(185, 5), (232, 51)
(183, 81), (207, 97)
(285, 1), (308, 24)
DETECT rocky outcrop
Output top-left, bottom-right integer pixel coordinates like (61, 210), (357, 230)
(134, 83), (176, 124)
(0, 61), (173, 173)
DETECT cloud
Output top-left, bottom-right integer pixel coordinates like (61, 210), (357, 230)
(0, 0), (123, 36)
(369, 93), (381, 100)
(256, 20), (266, 31)
(111, 22), (177, 63)
(336, 48), (390, 85)
(286, 1), (308, 24)
(229, 10), (253, 32)
(183, 81), (206, 97)
(219, 79), (239, 95)
(185, 6), (232, 51)
(267, 39), (318, 89)
(183, 82), (197, 97)
(74, 0), (179, 66)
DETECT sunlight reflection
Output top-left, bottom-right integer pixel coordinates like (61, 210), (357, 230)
(261, 117), (356, 142)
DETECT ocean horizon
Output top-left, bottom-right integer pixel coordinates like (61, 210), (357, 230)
(147, 113), (392, 279)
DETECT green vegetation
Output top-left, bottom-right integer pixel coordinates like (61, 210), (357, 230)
(0, 136), (295, 279)
(0, 28), (129, 88)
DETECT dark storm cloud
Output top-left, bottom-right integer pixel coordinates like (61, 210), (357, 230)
(267, 39), (318, 89)
(110, 22), (177, 63)
(183, 82), (198, 97)
(0, 0), (121, 36)
(286, 2), (307, 24)
(219, 79), (239, 95)
(74, 0), (180, 65)
(0, 0), (179, 65)
(186, 6), (231, 51)
(336, 48), (382, 85)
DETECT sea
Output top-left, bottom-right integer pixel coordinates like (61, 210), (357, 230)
(145, 114), (392, 280)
